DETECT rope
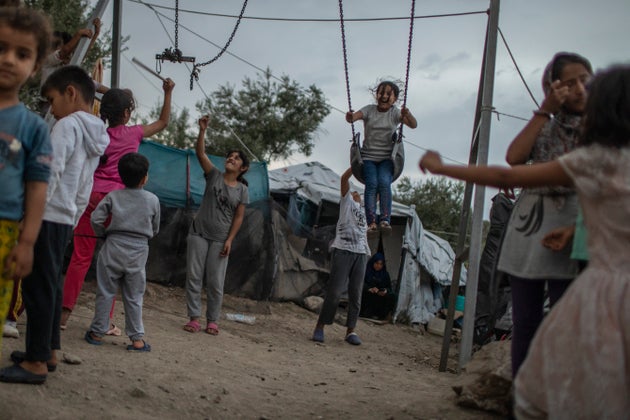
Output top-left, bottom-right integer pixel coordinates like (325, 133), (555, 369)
(498, 27), (539, 109)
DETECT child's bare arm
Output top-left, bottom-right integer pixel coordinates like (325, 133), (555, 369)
(419, 150), (572, 189)
(542, 225), (575, 251)
(221, 203), (246, 257)
(142, 78), (175, 138)
(4, 181), (47, 280)
(85, 18), (101, 56)
(401, 107), (417, 129)
(58, 28), (93, 61)
(345, 110), (363, 123)
(195, 115), (213, 174)
(340, 167), (353, 197)
(505, 80), (567, 165)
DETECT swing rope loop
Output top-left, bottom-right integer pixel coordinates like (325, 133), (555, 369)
(189, 0), (249, 90)
(338, 0), (355, 141)
(398, 0), (416, 142)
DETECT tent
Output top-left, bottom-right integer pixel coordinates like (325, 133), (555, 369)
(139, 141), (466, 325)
(268, 161), (467, 324)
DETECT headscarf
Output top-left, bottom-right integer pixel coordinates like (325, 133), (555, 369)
(364, 252), (391, 290)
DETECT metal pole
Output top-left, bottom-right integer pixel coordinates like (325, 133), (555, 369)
(69, 0), (110, 67)
(458, 0), (500, 369)
(438, 7), (489, 373)
(111, 0), (122, 88)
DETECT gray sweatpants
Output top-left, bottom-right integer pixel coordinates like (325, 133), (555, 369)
(89, 235), (148, 341)
(185, 233), (229, 323)
(317, 249), (368, 329)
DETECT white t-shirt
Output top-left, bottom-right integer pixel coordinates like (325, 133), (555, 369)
(330, 192), (370, 255)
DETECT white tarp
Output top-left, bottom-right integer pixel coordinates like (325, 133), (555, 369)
(269, 161), (467, 324)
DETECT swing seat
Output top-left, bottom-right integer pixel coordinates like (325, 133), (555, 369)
(350, 132), (405, 184)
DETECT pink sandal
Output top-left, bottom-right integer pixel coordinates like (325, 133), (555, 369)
(183, 320), (201, 333)
(205, 322), (219, 335)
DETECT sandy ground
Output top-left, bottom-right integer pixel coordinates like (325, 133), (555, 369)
(0, 281), (499, 419)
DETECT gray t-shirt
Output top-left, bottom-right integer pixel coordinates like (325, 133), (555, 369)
(359, 104), (402, 161)
(191, 166), (249, 243)
(330, 192), (370, 255)
(91, 188), (160, 242)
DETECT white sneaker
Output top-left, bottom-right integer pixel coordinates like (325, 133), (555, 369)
(3, 321), (19, 338)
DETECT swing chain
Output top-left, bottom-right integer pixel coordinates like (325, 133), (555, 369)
(338, 0), (355, 141)
(174, 0), (179, 51)
(398, 0), (416, 143)
(189, 0), (249, 90)
(155, 0), (195, 70)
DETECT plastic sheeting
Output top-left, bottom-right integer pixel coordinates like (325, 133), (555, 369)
(139, 140), (269, 207)
(269, 161), (467, 324)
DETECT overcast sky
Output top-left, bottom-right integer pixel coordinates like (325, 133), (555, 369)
(94, 0), (629, 214)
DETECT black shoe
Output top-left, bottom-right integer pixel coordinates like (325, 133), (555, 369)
(0, 364), (47, 384)
(10, 350), (57, 372)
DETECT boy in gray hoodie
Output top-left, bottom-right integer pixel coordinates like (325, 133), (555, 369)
(0, 65), (109, 384)
(85, 153), (160, 352)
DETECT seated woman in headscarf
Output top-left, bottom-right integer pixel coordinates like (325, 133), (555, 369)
(360, 253), (395, 320)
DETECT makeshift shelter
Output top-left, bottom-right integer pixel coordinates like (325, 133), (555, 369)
(268, 161), (467, 324)
(136, 142), (465, 325)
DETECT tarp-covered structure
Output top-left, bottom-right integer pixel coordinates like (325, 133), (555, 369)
(136, 142), (466, 325)
(268, 161), (467, 324)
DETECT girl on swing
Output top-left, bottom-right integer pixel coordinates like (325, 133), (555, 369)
(346, 81), (417, 235)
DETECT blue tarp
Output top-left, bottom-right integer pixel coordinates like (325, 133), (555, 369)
(138, 140), (269, 207)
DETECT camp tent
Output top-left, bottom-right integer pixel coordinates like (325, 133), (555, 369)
(268, 161), (467, 324)
(138, 141), (465, 325)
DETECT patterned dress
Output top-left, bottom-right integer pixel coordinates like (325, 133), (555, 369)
(514, 144), (630, 419)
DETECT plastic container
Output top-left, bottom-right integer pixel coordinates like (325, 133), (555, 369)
(455, 295), (465, 312)
(225, 313), (256, 325)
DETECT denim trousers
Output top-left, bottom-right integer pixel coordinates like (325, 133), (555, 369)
(362, 159), (393, 225)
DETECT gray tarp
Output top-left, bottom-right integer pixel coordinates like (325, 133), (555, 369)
(269, 161), (467, 324)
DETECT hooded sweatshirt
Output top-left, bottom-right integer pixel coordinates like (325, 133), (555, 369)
(44, 111), (109, 226)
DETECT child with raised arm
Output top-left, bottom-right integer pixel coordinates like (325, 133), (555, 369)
(183, 115), (249, 336)
(61, 79), (174, 332)
(0, 6), (52, 357)
(419, 64), (630, 419)
(84, 153), (160, 352)
(0, 64), (109, 385)
(312, 168), (370, 345)
(496, 52), (592, 379)
(346, 81), (417, 235)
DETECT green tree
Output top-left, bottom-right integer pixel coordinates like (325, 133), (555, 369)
(20, 0), (113, 110)
(141, 105), (196, 150)
(196, 68), (330, 161)
(394, 176), (465, 246)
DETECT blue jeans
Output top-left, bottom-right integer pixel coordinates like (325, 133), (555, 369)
(362, 159), (393, 225)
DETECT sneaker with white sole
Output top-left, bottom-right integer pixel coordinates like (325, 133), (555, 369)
(3, 321), (19, 338)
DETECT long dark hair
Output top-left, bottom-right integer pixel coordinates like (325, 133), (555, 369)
(581, 65), (630, 149)
(226, 150), (249, 186)
(100, 88), (135, 127)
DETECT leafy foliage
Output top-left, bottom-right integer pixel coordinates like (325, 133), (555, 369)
(141, 105), (196, 150)
(20, 0), (113, 110)
(394, 176), (466, 245)
(195, 69), (330, 161)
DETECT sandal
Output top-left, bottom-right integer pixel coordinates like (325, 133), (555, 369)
(105, 324), (122, 336)
(205, 322), (219, 335)
(183, 320), (201, 333)
(126, 340), (151, 352)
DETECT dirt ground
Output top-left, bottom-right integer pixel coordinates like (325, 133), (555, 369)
(0, 281), (499, 420)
